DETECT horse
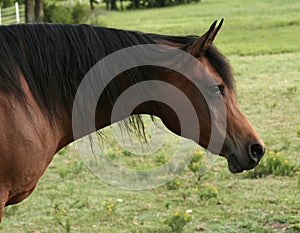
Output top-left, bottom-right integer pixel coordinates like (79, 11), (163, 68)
(0, 20), (265, 222)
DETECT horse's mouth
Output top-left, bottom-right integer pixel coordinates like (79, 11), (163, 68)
(227, 154), (243, 173)
(218, 152), (243, 173)
(224, 153), (259, 173)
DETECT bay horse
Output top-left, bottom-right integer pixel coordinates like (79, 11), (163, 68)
(0, 20), (265, 221)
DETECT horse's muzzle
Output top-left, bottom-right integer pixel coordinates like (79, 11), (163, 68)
(226, 141), (265, 173)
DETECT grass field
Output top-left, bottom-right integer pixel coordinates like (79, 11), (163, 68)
(1, 0), (300, 232)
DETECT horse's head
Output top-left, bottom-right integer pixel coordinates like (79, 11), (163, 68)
(184, 20), (265, 172)
(151, 20), (265, 173)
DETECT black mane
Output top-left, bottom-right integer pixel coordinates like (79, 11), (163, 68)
(0, 24), (155, 122)
(0, 24), (234, 138)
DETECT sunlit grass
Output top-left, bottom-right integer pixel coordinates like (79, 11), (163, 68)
(94, 0), (300, 55)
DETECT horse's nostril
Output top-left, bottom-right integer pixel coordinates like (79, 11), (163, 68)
(249, 142), (265, 161)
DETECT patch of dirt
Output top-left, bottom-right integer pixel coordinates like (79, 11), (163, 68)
(264, 221), (300, 233)
(265, 221), (289, 230)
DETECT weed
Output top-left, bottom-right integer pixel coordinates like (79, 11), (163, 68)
(102, 198), (123, 213)
(245, 150), (298, 178)
(166, 179), (181, 190)
(49, 199), (85, 233)
(155, 153), (167, 164)
(55, 216), (71, 233)
(71, 159), (84, 175)
(57, 158), (84, 179)
(188, 150), (204, 175)
(52, 203), (71, 233)
(162, 210), (192, 233)
(198, 183), (218, 201)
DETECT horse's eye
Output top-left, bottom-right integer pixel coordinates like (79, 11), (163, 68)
(207, 84), (225, 97)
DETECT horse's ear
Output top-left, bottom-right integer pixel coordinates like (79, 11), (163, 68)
(189, 19), (224, 57)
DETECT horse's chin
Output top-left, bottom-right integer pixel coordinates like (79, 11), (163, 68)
(225, 154), (259, 173)
(227, 154), (244, 173)
(217, 152), (244, 173)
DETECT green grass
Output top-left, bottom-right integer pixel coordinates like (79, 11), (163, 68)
(1, 0), (300, 232)
(94, 0), (300, 55)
